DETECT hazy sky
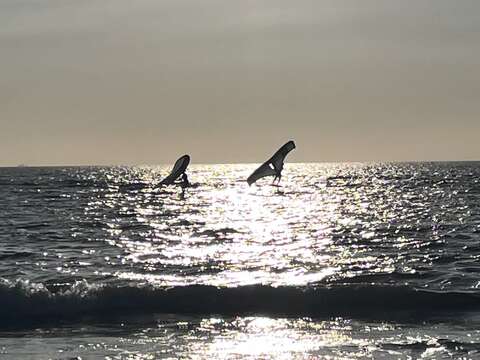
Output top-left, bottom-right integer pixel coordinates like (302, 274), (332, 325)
(1, 0), (479, 165)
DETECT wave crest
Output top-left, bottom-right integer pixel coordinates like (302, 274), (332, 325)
(1, 279), (480, 327)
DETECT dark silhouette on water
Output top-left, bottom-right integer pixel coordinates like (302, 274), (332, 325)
(178, 173), (190, 199)
(180, 173), (190, 188)
(247, 140), (296, 185)
(158, 155), (191, 187)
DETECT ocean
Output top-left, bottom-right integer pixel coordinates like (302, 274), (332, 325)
(1, 162), (479, 359)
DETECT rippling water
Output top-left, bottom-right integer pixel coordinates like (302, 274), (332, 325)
(1, 162), (480, 359)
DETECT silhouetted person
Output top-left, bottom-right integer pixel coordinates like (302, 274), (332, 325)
(272, 162), (283, 184)
(180, 173), (190, 188)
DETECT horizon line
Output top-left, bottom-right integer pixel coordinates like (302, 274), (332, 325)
(1, 159), (479, 168)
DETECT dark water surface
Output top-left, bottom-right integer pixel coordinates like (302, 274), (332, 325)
(1, 162), (479, 358)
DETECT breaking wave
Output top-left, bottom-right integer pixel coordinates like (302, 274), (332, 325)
(1, 279), (480, 328)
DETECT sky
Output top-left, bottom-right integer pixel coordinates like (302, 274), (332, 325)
(1, 0), (479, 165)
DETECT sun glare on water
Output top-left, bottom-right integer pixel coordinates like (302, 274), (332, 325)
(95, 164), (344, 288)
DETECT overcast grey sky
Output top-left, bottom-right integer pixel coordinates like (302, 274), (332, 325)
(1, 0), (479, 165)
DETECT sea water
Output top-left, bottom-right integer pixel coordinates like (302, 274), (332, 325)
(1, 162), (479, 359)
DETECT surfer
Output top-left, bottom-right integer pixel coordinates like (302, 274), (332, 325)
(247, 140), (296, 186)
(179, 173), (190, 188)
(272, 162), (283, 184)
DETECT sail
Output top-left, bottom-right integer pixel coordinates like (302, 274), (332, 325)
(247, 140), (296, 185)
(159, 155), (190, 185)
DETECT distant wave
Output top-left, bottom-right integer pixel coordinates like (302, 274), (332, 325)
(0, 251), (34, 261)
(1, 279), (480, 328)
(379, 339), (480, 353)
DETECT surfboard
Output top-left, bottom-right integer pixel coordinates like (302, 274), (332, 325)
(247, 140), (296, 185)
(159, 155), (190, 186)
